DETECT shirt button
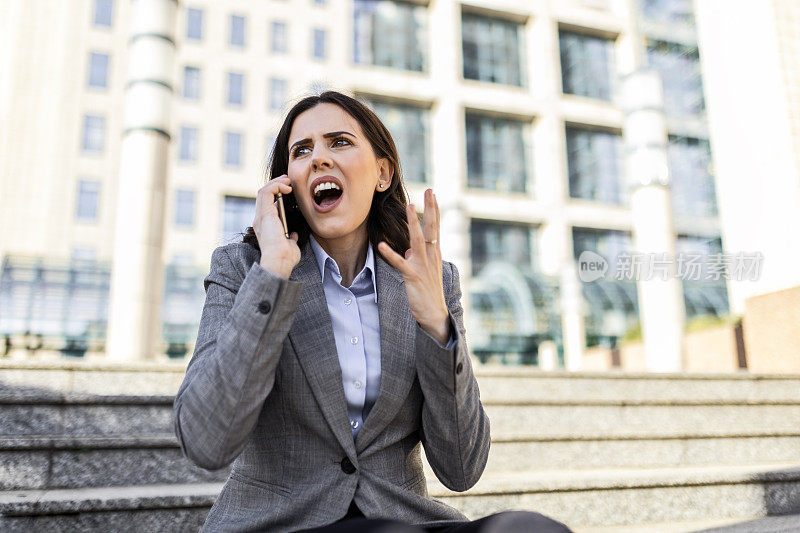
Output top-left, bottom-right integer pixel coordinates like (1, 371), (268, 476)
(257, 301), (271, 314)
(456, 361), (464, 374)
(354, 381), (362, 389)
(344, 297), (352, 305)
(350, 336), (358, 345)
(350, 419), (359, 429)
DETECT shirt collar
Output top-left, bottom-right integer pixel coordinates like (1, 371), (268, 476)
(309, 234), (377, 303)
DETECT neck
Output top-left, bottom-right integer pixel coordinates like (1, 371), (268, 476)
(313, 228), (369, 288)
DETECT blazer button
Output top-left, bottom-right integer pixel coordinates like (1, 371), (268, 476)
(340, 457), (356, 475)
(257, 301), (271, 314)
(456, 361), (464, 375)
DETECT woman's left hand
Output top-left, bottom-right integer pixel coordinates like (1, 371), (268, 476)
(378, 189), (451, 346)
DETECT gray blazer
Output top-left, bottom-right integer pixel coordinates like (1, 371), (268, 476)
(173, 239), (491, 532)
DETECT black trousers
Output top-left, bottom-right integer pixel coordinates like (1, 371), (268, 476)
(296, 500), (573, 533)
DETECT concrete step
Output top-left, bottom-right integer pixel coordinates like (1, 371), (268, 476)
(3, 464), (798, 532)
(5, 429), (800, 491)
(431, 462), (800, 529)
(0, 361), (187, 397)
(5, 428), (800, 491)
(5, 360), (800, 403)
(574, 513), (800, 532)
(0, 435), (229, 490)
(0, 482), (218, 532)
(479, 431), (800, 474)
(0, 393), (173, 437)
(483, 400), (800, 437)
(5, 391), (800, 440)
(475, 369), (800, 403)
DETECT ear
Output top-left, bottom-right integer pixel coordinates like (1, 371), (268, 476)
(376, 157), (394, 191)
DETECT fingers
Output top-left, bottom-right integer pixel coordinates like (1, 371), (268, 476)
(422, 189), (434, 237)
(420, 189), (441, 264)
(433, 191), (441, 244)
(256, 176), (292, 216)
(254, 177), (293, 243)
(266, 178), (293, 203)
(407, 203), (425, 252)
(422, 189), (440, 241)
(378, 241), (412, 276)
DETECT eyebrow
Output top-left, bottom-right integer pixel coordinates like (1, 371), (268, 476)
(289, 131), (355, 153)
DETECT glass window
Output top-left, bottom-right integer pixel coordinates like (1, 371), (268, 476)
(230, 14), (246, 47)
(222, 195), (256, 244)
(182, 66), (201, 100)
(676, 235), (722, 256)
(93, 0), (113, 27)
(462, 12), (524, 86)
(271, 21), (288, 53)
(224, 131), (243, 167)
(572, 228), (632, 263)
(313, 28), (327, 60)
(365, 99), (429, 183)
(465, 113), (528, 192)
(179, 126), (199, 162)
(269, 78), (287, 111)
(76, 180), (100, 221)
(668, 136), (717, 218)
(170, 253), (194, 266)
(187, 7), (204, 40)
(87, 52), (109, 89)
(354, 0), (428, 72)
(676, 235), (730, 317)
(573, 228), (639, 344)
(71, 247), (97, 263)
(471, 220), (534, 276)
(566, 127), (624, 205)
(81, 115), (105, 153)
(639, 0), (695, 26)
(175, 189), (195, 227)
(227, 72), (244, 106)
(647, 40), (704, 116)
(559, 31), (615, 100)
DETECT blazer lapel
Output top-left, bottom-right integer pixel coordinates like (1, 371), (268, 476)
(355, 252), (417, 454)
(287, 241), (356, 458)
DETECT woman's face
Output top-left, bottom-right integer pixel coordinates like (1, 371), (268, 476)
(287, 103), (391, 245)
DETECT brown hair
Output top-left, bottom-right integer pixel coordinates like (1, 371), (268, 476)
(241, 91), (410, 256)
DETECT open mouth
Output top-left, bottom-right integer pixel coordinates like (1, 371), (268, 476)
(310, 177), (344, 211)
(313, 183), (343, 208)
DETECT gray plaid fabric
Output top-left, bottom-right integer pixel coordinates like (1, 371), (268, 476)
(173, 240), (491, 532)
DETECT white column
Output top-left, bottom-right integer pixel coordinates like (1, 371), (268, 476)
(622, 70), (686, 372)
(429, 0), (471, 322)
(560, 262), (586, 372)
(532, 12), (581, 371)
(106, 0), (176, 360)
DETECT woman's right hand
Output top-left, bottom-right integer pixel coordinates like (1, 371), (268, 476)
(254, 175), (300, 279)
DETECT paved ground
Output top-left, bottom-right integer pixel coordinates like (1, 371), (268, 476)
(696, 514), (800, 532)
(574, 514), (800, 533)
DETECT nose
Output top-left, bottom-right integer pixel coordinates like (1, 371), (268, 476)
(311, 144), (333, 172)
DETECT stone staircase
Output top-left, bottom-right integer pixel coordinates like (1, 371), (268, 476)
(1, 361), (800, 531)
(432, 369), (800, 531)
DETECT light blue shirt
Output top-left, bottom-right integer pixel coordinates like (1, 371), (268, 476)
(309, 235), (453, 439)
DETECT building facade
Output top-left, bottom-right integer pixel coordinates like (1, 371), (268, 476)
(695, 0), (800, 314)
(0, 0), (728, 365)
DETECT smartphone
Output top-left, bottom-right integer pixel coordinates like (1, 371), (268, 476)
(275, 193), (289, 238)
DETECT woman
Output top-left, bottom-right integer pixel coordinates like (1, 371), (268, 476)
(173, 91), (571, 533)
